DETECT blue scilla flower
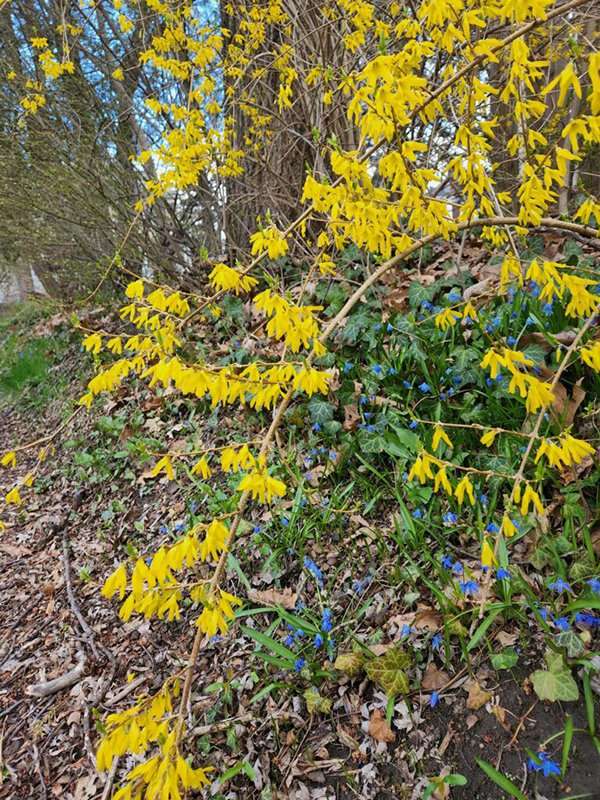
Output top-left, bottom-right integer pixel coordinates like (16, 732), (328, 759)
(452, 562), (464, 575)
(486, 377), (493, 387)
(304, 557), (324, 588)
(284, 633), (294, 647)
(374, 323), (382, 332)
(386, 322), (394, 333)
(372, 363), (384, 376)
(418, 382), (431, 393)
(553, 616), (570, 631)
(528, 752), (560, 778)
(496, 568), (511, 581)
(401, 624), (412, 638)
(575, 612), (600, 627)
(448, 290), (461, 302)
(364, 411), (374, 420)
(507, 287), (516, 301)
(587, 578), (600, 594)
(452, 375), (462, 386)
(343, 361), (353, 373)
(409, 419), (418, 429)
(402, 380), (412, 389)
(507, 336), (517, 347)
(360, 423), (376, 433)
(294, 657), (306, 672)
(312, 422), (321, 432)
(159, 524), (168, 535)
(528, 280), (540, 298)
(314, 633), (324, 648)
(443, 512), (458, 525)
(542, 302), (554, 316)
(359, 394), (368, 406)
(321, 608), (333, 633)
(459, 580), (479, 596)
(479, 493), (488, 506)
(412, 508), (424, 519)
(253, 524), (262, 534)
(548, 577), (572, 593)
(422, 300), (433, 311)
(441, 554), (454, 569)
(282, 517), (289, 527)
(388, 367), (397, 376)
(486, 522), (499, 534)
(431, 633), (442, 650)
(430, 691), (440, 708)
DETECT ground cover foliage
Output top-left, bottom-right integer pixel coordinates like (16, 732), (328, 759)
(1, 0), (600, 798)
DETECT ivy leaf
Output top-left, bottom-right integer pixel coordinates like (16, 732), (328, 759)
(408, 281), (434, 309)
(555, 631), (585, 658)
(365, 646), (411, 696)
(531, 666), (579, 702)
(304, 687), (331, 714)
(308, 397), (334, 424)
(491, 648), (519, 670)
(334, 651), (365, 677)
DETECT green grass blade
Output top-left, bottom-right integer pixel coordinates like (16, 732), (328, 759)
(241, 624), (296, 662)
(561, 715), (574, 776)
(476, 759), (527, 800)
(467, 605), (506, 652)
(583, 671), (596, 736)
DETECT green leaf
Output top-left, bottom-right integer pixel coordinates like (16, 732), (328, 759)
(308, 397), (334, 424)
(561, 715), (574, 777)
(555, 630), (585, 658)
(531, 666), (579, 702)
(365, 646), (411, 696)
(408, 281), (434, 309)
(476, 760), (527, 800)
(491, 648), (519, 670)
(445, 774), (468, 787)
(241, 625), (296, 664)
(304, 686), (332, 714)
(334, 651), (365, 677)
(467, 605), (505, 652)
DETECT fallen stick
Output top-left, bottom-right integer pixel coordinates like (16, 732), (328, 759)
(26, 660), (86, 698)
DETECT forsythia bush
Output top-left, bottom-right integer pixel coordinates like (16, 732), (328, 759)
(1, 0), (600, 797)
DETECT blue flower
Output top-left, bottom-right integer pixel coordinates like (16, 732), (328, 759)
(443, 512), (458, 525)
(412, 508), (424, 519)
(359, 394), (368, 406)
(281, 517), (289, 527)
(321, 608), (333, 633)
(421, 300), (433, 311)
(431, 633), (442, 650)
(452, 562), (464, 575)
(507, 336), (517, 347)
(448, 290), (461, 302)
(452, 375), (462, 386)
(312, 422), (321, 432)
(587, 578), (600, 594)
(159, 524), (168, 535)
(479, 494), (488, 507)
(528, 280), (540, 298)
(430, 691), (440, 708)
(314, 633), (324, 648)
(575, 612), (600, 627)
(528, 752), (560, 778)
(253, 524), (262, 534)
(388, 367), (397, 376)
(372, 364), (384, 376)
(409, 420), (418, 429)
(496, 568), (511, 581)
(418, 382), (431, 393)
(284, 634), (294, 647)
(361, 423), (376, 433)
(441, 554), (454, 569)
(304, 557), (324, 588)
(402, 380), (412, 389)
(386, 323), (394, 333)
(459, 580), (479, 596)
(401, 624), (413, 638)
(294, 657), (306, 672)
(486, 522), (499, 534)
(553, 616), (569, 631)
(548, 578), (572, 594)
(343, 361), (353, 374)
(374, 323), (382, 332)
(542, 302), (554, 316)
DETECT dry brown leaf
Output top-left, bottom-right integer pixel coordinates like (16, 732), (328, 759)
(466, 681), (492, 710)
(0, 542), (30, 557)
(422, 662), (450, 691)
(343, 404), (361, 431)
(414, 606), (442, 631)
(495, 630), (518, 647)
(465, 714), (479, 729)
(247, 587), (298, 609)
(368, 709), (395, 743)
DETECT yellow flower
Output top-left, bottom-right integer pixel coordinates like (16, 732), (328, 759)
(433, 467), (453, 496)
(101, 564), (128, 600)
(434, 308), (462, 331)
(199, 520), (229, 561)
(501, 514), (518, 538)
(237, 469), (286, 503)
(432, 424), (452, 451)
(150, 455), (175, 480)
(520, 484), (544, 516)
(454, 475), (475, 506)
(112, 67), (124, 80)
(5, 487), (22, 506)
(125, 279), (144, 299)
(83, 333), (102, 355)
(191, 457), (211, 479)
(481, 538), (497, 568)
(1, 451), (16, 468)
(480, 429), (499, 447)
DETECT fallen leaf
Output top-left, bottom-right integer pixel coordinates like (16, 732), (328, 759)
(343, 404), (361, 431)
(466, 680), (492, 710)
(0, 542), (30, 557)
(422, 663), (450, 690)
(247, 587), (297, 609)
(465, 714), (479, 729)
(368, 709), (395, 743)
(414, 606), (442, 631)
(495, 630), (518, 647)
